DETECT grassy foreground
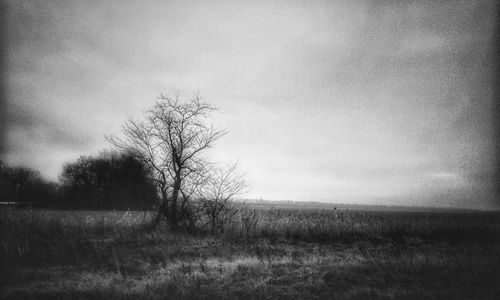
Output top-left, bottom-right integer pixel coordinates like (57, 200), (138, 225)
(1, 207), (500, 299)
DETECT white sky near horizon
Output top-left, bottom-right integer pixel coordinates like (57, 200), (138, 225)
(3, 0), (498, 209)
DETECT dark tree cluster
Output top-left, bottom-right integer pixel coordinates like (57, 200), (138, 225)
(1, 151), (158, 210)
(59, 151), (158, 210)
(0, 161), (58, 207)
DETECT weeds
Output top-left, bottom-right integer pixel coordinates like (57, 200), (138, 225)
(222, 207), (500, 244)
(1, 207), (500, 299)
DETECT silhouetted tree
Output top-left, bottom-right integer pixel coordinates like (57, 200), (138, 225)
(107, 94), (227, 229)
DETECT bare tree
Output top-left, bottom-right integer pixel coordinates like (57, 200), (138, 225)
(107, 94), (226, 229)
(198, 163), (247, 234)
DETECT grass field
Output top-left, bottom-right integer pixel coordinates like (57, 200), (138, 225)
(1, 205), (500, 299)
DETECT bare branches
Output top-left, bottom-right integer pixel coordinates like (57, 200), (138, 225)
(106, 93), (234, 229)
(198, 163), (248, 233)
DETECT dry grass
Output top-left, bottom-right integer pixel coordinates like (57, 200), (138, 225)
(1, 207), (500, 299)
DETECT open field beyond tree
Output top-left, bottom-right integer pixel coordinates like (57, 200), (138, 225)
(1, 206), (500, 299)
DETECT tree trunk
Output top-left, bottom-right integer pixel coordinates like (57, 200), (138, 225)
(169, 174), (182, 229)
(150, 189), (169, 229)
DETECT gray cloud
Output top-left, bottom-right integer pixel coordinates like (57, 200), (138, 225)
(3, 0), (497, 208)
(7, 104), (91, 150)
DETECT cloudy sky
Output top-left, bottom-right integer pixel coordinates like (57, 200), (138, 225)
(2, 0), (497, 208)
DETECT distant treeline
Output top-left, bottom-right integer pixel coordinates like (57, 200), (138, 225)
(0, 151), (158, 210)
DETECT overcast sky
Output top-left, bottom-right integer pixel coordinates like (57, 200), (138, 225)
(2, 0), (497, 208)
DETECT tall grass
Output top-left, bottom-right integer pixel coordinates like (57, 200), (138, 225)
(2, 207), (500, 299)
(0, 209), (153, 263)
(222, 207), (500, 244)
(2, 206), (499, 264)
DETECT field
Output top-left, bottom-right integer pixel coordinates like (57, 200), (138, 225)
(1, 205), (500, 299)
